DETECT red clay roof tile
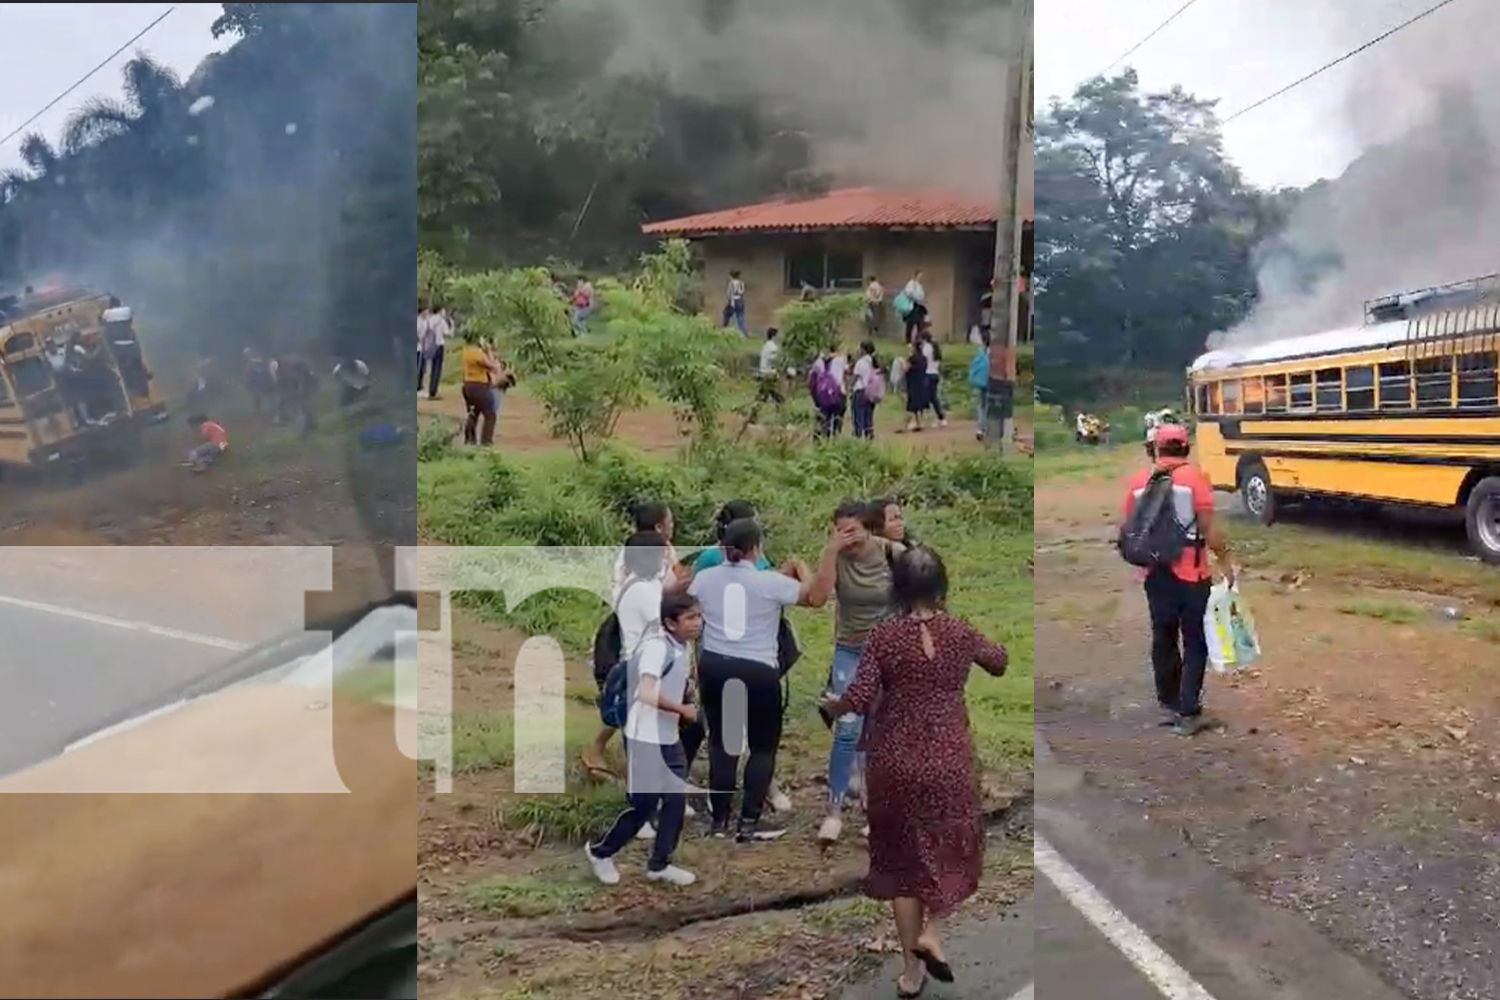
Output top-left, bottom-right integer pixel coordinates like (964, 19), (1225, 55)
(641, 187), (1002, 236)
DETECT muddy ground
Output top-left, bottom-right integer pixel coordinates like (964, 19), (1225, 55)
(1036, 449), (1500, 1000)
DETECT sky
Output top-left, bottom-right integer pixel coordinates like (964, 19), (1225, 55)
(1036, 0), (1460, 189)
(0, 3), (225, 171)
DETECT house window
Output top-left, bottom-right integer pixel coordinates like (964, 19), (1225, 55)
(784, 248), (864, 292)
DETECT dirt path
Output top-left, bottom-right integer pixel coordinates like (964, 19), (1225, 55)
(419, 388), (1015, 456)
(1035, 449), (1500, 1000)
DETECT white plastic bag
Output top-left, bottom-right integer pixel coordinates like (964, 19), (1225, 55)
(1205, 580), (1261, 673)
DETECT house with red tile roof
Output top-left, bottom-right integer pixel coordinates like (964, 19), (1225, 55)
(641, 187), (1006, 341)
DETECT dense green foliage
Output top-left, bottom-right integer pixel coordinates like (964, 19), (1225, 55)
(1035, 71), (1329, 402)
(0, 3), (415, 365)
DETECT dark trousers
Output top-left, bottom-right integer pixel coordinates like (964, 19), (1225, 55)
(592, 740), (688, 870)
(815, 399), (846, 438)
(418, 346), (444, 396)
(461, 381), (496, 445)
(1144, 570), (1212, 716)
(851, 389), (875, 438)
(926, 374), (946, 420)
(698, 650), (784, 827)
(903, 303), (928, 342)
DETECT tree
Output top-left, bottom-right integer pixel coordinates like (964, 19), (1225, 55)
(0, 4), (415, 368)
(1035, 71), (1289, 380)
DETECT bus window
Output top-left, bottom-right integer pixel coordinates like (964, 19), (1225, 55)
(9, 356), (53, 397)
(0, 371), (12, 407)
(1242, 376), (1265, 414)
(1206, 382), (1222, 414)
(1378, 361), (1411, 409)
(1345, 365), (1376, 411)
(1221, 379), (1242, 414)
(1457, 352), (1498, 408)
(1194, 384), (1210, 415)
(1264, 373), (1287, 411)
(1289, 372), (1313, 411)
(1314, 368), (1343, 410)
(1415, 356), (1453, 410)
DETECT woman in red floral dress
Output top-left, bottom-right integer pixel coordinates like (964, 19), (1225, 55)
(821, 546), (1007, 997)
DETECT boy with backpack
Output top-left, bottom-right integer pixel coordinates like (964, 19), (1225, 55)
(1117, 424), (1233, 735)
(586, 593), (704, 887)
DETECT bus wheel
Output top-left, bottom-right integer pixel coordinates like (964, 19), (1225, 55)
(1464, 477), (1500, 564)
(1239, 461), (1277, 525)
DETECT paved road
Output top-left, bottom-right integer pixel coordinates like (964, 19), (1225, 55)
(1034, 731), (1411, 1000)
(0, 600), (236, 776)
(833, 895), (1033, 999)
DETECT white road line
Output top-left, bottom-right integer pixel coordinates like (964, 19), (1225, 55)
(1035, 836), (1219, 1000)
(0, 592), (248, 651)
(1006, 984), (1034, 1000)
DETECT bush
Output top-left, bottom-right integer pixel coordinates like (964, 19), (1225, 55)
(422, 440), (1031, 642)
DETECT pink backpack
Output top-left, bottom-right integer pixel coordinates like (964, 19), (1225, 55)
(865, 368), (887, 403)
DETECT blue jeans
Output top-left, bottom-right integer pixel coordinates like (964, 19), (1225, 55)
(722, 301), (746, 334)
(826, 643), (865, 806)
(976, 388), (988, 437)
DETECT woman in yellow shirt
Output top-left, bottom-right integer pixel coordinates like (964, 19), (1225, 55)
(459, 334), (501, 445)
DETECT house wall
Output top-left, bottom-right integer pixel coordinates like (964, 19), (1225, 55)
(696, 231), (972, 341)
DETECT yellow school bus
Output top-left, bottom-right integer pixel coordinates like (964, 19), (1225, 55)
(0, 286), (167, 468)
(1187, 274), (1500, 562)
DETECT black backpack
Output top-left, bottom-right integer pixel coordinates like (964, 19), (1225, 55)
(1117, 469), (1192, 569)
(591, 578), (645, 688)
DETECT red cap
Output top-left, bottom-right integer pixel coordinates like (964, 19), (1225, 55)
(1155, 424), (1189, 445)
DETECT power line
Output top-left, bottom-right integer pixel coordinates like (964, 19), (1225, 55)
(1223, 0), (1463, 125)
(1096, 0), (1204, 80)
(0, 5), (177, 153)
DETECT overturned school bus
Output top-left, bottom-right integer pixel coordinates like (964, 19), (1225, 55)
(0, 285), (167, 467)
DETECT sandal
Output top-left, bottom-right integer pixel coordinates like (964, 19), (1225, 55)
(895, 973), (926, 998)
(912, 946), (954, 983)
(579, 753), (615, 781)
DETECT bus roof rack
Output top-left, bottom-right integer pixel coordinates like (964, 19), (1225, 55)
(1364, 273), (1500, 325)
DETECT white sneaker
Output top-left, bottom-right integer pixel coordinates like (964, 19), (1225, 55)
(861, 824), (870, 838)
(684, 803), (697, 819)
(646, 864), (697, 887)
(636, 821), (655, 841)
(817, 815), (843, 842)
(585, 843), (620, 885)
(769, 788), (793, 813)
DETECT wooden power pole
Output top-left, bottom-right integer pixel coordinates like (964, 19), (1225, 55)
(987, 0), (1033, 450)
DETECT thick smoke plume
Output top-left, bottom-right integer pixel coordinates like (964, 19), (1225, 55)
(569, 0), (1012, 201)
(1215, 0), (1498, 349)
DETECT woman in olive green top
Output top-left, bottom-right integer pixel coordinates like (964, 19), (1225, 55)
(815, 500), (904, 842)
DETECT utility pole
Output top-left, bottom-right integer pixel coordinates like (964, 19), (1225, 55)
(987, 0), (1033, 451)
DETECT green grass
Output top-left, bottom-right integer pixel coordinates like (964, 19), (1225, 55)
(1232, 522), (1500, 603)
(419, 434), (1033, 840)
(1335, 600), (1424, 624)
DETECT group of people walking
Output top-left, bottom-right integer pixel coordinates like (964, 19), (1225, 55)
(583, 497), (1008, 997)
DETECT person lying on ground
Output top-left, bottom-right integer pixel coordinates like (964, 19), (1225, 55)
(185, 413), (228, 472)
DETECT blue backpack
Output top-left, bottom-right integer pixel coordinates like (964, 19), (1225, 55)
(968, 350), (990, 390)
(599, 633), (677, 729)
